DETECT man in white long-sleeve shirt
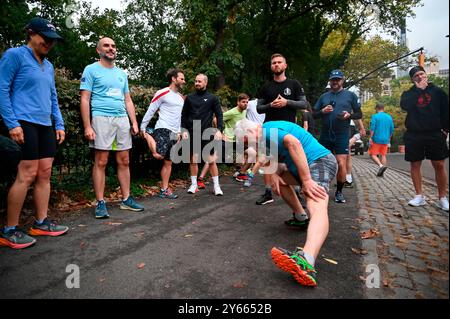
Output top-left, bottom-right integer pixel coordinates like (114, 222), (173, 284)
(140, 68), (185, 199)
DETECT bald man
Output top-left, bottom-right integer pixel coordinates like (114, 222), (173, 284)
(80, 37), (144, 219)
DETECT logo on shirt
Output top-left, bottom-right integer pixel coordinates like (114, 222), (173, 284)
(119, 77), (124, 83)
(80, 77), (85, 83)
(106, 88), (122, 97)
(204, 99), (208, 102)
(284, 88), (292, 96)
(417, 93), (431, 108)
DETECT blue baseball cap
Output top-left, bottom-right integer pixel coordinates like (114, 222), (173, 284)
(329, 69), (344, 80)
(25, 17), (63, 40)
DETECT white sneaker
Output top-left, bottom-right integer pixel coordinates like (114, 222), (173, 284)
(408, 195), (426, 207)
(187, 184), (198, 194)
(233, 171), (240, 178)
(214, 185), (223, 196)
(437, 197), (449, 211)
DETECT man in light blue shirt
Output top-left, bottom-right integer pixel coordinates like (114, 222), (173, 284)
(369, 102), (394, 177)
(234, 119), (337, 287)
(80, 37), (144, 218)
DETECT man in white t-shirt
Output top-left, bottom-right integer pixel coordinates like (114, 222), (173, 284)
(140, 68), (186, 199)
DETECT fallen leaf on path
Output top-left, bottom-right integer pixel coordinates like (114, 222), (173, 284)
(233, 282), (247, 288)
(361, 229), (379, 239)
(104, 222), (122, 226)
(393, 212), (402, 217)
(323, 258), (338, 265)
(184, 234), (193, 238)
(99, 278), (106, 283)
(78, 224), (87, 227)
(137, 263), (146, 269)
(351, 248), (368, 255)
(80, 241), (87, 248)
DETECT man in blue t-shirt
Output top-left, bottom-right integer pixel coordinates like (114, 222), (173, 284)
(234, 119), (337, 287)
(80, 37), (144, 219)
(369, 103), (394, 177)
(313, 69), (362, 204)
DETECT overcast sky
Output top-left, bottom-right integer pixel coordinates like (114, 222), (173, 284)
(90, 0), (449, 69)
(406, 0), (449, 69)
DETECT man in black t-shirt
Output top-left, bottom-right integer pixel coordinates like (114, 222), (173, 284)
(255, 54), (308, 224)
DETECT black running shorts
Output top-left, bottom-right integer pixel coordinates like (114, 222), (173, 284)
(19, 121), (57, 160)
(404, 130), (449, 162)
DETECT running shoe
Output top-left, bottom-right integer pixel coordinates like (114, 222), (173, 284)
(344, 181), (353, 188)
(408, 195), (426, 207)
(335, 191), (346, 203)
(235, 173), (248, 182)
(256, 190), (274, 205)
(214, 185), (224, 196)
(244, 176), (253, 187)
(187, 184), (199, 194)
(197, 178), (206, 189)
(29, 218), (69, 237)
(95, 200), (110, 219)
(271, 247), (317, 287)
(437, 197), (449, 211)
(284, 217), (309, 230)
(120, 196), (145, 211)
(377, 166), (388, 177)
(0, 227), (36, 249)
(158, 189), (178, 199)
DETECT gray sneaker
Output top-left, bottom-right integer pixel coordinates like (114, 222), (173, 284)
(335, 191), (346, 203)
(0, 227), (36, 249)
(120, 196), (145, 212)
(377, 166), (388, 177)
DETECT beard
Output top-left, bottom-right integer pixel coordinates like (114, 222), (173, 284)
(100, 51), (116, 61)
(273, 70), (284, 76)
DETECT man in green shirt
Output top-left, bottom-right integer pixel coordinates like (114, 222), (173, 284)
(223, 93), (248, 142)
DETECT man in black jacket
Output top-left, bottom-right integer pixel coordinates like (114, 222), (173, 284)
(400, 66), (449, 211)
(181, 74), (224, 196)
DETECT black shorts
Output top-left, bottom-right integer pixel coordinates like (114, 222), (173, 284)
(151, 128), (178, 160)
(19, 121), (56, 160)
(404, 130), (449, 162)
(319, 131), (350, 155)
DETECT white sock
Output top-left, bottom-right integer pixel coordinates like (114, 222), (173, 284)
(303, 251), (315, 267)
(294, 212), (308, 221)
(379, 164), (383, 168)
(212, 176), (219, 186)
(346, 174), (352, 183)
(191, 176), (197, 185)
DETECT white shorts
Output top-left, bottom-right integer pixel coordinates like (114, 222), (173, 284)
(90, 116), (132, 151)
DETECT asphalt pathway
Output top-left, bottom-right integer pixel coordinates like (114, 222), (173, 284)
(0, 174), (364, 299)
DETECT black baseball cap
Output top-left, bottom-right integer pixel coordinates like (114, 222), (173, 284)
(25, 17), (63, 40)
(409, 66), (425, 78)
